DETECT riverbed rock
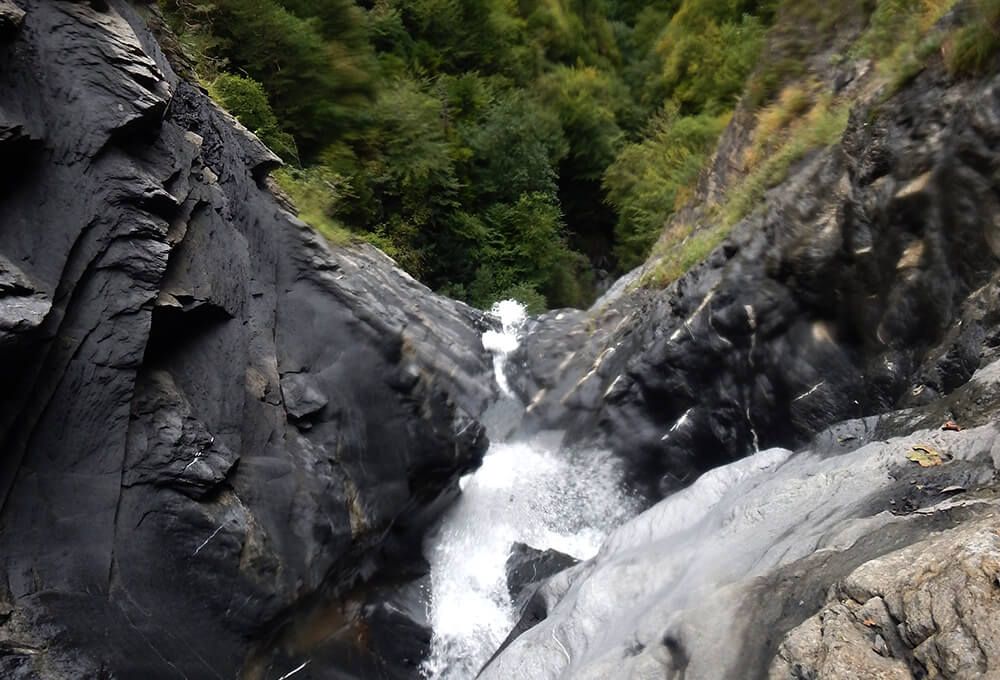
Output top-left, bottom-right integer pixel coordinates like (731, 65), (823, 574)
(363, 575), (434, 679)
(506, 542), (580, 606)
(480, 358), (1000, 680)
(770, 516), (1000, 679)
(0, 1), (494, 677)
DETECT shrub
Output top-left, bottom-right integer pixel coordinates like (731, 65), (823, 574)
(743, 81), (814, 168)
(604, 107), (730, 270)
(848, 0), (958, 93)
(209, 73), (299, 162)
(653, 11), (767, 115)
(273, 167), (354, 245)
(856, 0), (956, 59)
(946, 0), (1000, 76)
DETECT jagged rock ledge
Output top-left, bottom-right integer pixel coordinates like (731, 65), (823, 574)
(0, 1), (496, 678)
(512, 35), (1000, 500)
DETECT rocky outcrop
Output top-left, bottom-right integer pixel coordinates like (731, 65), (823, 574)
(481, 358), (1000, 680)
(512, 49), (1000, 500)
(506, 543), (579, 607)
(771, 517), (1000, 679)
(0, 1), (494, 678)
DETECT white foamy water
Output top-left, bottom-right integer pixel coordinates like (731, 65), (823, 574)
(481, 299), (528, 397)
(421, 440), (635, 680)
(421, 301), (636, 680)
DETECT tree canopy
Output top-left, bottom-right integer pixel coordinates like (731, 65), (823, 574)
(162, 0), (785, 309)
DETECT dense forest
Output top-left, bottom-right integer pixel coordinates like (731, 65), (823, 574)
(161, 0), (999, 311)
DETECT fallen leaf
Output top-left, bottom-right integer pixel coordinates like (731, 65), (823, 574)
(863, 618), (877, 627)
(906, 444), (947, 467)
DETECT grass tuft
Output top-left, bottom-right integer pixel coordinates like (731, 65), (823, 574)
(855, 0), (960, 94)
(946, 0), (1000, 76)
(639, 94), (850, 290)
(724, 95), (850, 228)
(273, 168), (355, 246)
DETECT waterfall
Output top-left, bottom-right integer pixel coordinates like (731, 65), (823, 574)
(421, 301), (636, 680)
(480, 299), (527, 397)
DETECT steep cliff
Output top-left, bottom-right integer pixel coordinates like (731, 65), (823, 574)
(512, 7), (1000, 499)
(0, 2), (496, 678)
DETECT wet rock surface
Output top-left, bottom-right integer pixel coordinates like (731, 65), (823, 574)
(513, 62), (1000, 500)
(0, 1), (494, 677)
(506, 543), (579, 607)
(481, 359), (1000, 680)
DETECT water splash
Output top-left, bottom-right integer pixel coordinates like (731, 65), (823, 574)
(422, 300), (636, 680)
(481, 300), (527, 397)
(421, 440), (635, 680)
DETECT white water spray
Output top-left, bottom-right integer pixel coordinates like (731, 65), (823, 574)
(480, 299), (527, 397)
(421, 301), (636, 680)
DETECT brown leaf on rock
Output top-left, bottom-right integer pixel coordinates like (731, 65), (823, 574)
(906, 444), (948, 467)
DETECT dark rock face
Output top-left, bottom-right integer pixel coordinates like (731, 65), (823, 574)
(363, 575), (434, 679)
(506, 543), (579, 607)
(513, 66), (1000, 500)
(0, 1), (494, 677)
(485, 543), (580, 665)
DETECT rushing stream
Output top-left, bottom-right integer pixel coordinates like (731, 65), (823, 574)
(421, 302), (637, 680)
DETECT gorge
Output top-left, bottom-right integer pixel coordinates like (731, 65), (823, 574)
(1, 1), (1000, 679)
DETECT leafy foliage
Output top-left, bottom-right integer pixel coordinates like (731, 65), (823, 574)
(604, 108), (730, 269)
(209, 74), (299, 162)
(163, 0), (374, 152)
(160, 0), (807, 309)
(946, 0), (1000, 76)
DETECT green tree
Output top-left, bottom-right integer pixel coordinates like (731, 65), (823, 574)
(604, 108), (730, 269)
(465, 93), (568, 202)
(209, 73), (299, 162)
(165, 0), (374, 153)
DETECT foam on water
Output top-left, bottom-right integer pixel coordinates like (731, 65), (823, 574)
(480, 299), (527, 397)
(421, 300), (636, 680)
(421, 440), (635, 680)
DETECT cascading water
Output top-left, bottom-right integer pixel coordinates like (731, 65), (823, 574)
(421, 301), (637, 680)
(479, 299), (527, 397)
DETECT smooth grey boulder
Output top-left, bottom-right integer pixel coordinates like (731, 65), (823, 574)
(0, 1), (495, 678)
(481, 359), (1000, 680)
